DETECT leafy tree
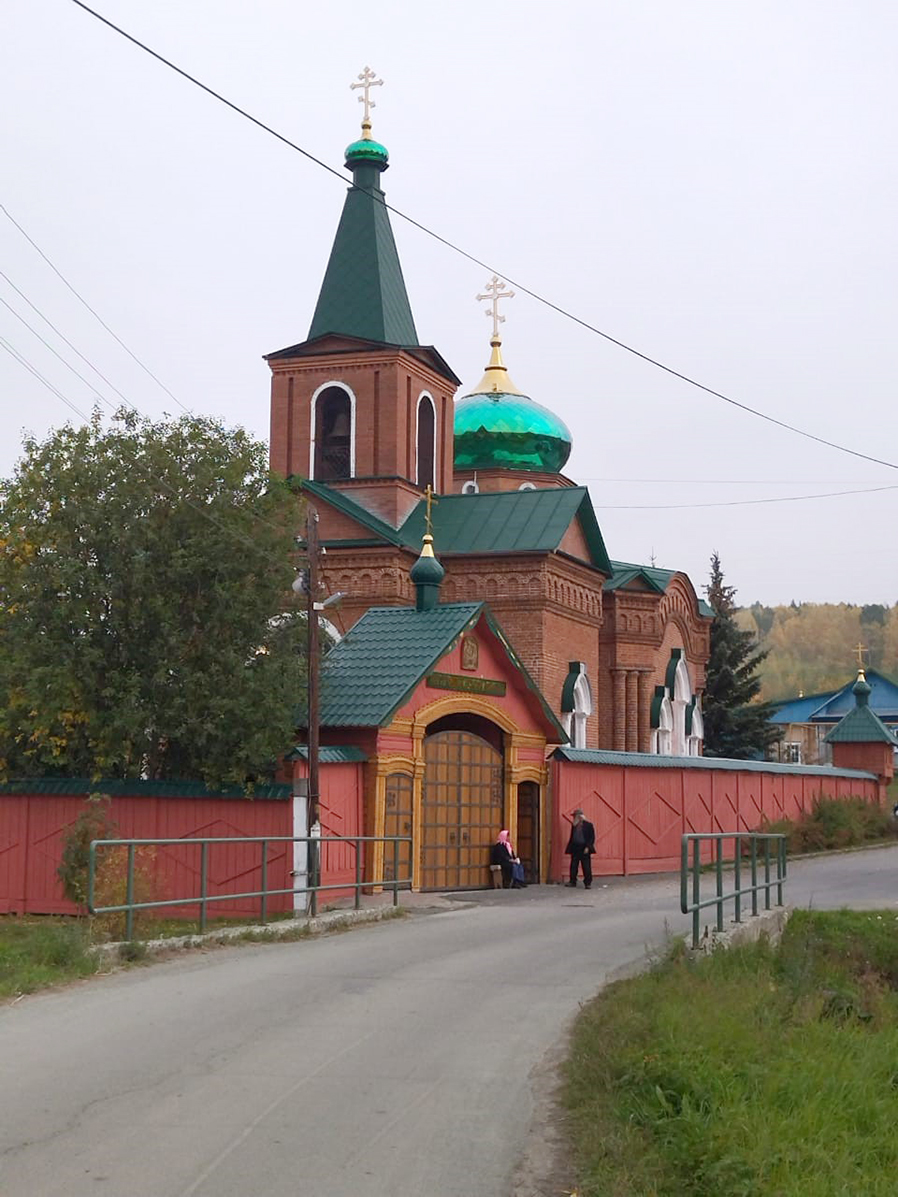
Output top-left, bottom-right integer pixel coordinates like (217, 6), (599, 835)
(0, 409), (306, 785)
(703, 553), (779, 759)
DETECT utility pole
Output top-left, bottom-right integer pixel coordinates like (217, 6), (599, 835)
(306, 506), (320, 831)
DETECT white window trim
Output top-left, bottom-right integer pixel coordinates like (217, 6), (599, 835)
(656, 695), (673, 755)
(415, 391), (437, 489)
(309, 380), (356, 480)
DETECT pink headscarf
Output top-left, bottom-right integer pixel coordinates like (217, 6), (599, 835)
(496, 829), (514, 854)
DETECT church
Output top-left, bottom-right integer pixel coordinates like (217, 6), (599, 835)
(268, 73), (712, 887)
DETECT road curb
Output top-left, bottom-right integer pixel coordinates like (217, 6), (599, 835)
(90, 903), (408, 963)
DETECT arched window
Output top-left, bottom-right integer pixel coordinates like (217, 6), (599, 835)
(561, 662), (592, 749)
(311, 383), (354, 481)
(652, 696), (673, 755)
(671, 655), (691, 756)
(687, 698), (704, 756)
(416, 393), (435, 490)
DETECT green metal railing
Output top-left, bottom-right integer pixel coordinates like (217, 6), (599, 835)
(680, 832), (787, 949)
(87, 834), (412, 941)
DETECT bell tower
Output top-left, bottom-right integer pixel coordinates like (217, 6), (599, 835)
(266, 69), (460, 527)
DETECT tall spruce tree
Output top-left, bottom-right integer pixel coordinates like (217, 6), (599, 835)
(703, 552), (780, 759)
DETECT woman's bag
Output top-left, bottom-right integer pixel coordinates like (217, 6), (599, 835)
(511, 860), (526, 884)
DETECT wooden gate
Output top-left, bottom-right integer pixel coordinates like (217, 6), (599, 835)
(516, 780), (540, 883)
(383, 773), (413, 886)
(421, 731), (503, 890)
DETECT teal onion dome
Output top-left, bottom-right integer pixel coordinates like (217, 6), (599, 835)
(454, 392), (572, 473)
(345, 138), (389, 169)
(454, 335), (572, 474)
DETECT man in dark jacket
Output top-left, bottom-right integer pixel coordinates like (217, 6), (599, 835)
(564, 808), (596, 888)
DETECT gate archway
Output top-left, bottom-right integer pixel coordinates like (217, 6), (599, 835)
(421, 729), (503, 890)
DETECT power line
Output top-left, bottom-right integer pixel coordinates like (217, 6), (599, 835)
(2, 275), (892, 516)
(67, 0), (898, 474)
(0, 202), (191, 415)
(0, 335), (296, 562)
(593, 482), (898, 510)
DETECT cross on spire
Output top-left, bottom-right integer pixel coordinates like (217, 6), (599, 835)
(855, 642), (868, 671)
(424, 484), (438, 538)
(476, 275), (515, 340)
(350, 66), (384, 128)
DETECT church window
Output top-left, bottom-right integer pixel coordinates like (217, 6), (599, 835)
(561, 662), (592, 749)
(311, 383), (355, 481)
(416, 393), (436, 490)
(671, 654), (692, 755)
(652, 695), (673, 755)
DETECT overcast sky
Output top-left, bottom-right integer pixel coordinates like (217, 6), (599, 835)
(2, 1), (896, 606)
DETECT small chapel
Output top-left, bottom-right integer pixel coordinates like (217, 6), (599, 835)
(267, 72), (712, 887)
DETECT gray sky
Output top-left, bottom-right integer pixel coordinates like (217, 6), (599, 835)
(2, 0), (896, 606)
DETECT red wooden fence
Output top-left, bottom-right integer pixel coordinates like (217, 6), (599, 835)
(0, 783), (293, 917)
(550, 754), (881, 882)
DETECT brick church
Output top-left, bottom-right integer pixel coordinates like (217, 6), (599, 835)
(267, 75), (711, 782)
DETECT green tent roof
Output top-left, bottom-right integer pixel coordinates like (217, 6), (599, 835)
(307, 158), (418, 346)
(824, 704), (898, 745)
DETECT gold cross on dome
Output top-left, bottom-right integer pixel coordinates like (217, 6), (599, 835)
(424, 484), (438, 538)
(350, 66), (384, 125)
(855, 642), (868, 669)
(476, 275), (515, 340)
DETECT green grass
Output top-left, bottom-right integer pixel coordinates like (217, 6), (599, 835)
(0, 918), (100, 1000)
(564, 910), (898, 1196)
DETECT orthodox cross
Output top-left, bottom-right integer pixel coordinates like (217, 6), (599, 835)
(424, 484), (438, 538)
(476, 275), (515, 339)
(855, 642), (868, 670)
(350, 66), (384, 124)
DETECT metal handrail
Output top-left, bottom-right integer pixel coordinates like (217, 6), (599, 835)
(88, 834), (412, 941)
(680, 832), (787, 949)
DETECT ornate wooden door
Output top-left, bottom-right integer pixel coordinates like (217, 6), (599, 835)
(516, 780), (540, 883)
(422, 731), (503, 890)
(383, 773), (413, 887)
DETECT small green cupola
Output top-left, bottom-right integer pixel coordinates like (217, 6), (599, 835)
(824, 670), (898, 747)
(454, 277), (572, 475)
(307, 68), (419, 346)
(410, 533), (445, 611)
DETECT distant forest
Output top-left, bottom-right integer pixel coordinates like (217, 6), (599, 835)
(735, 602), (898, 702)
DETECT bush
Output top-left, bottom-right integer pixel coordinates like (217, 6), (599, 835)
(767, 796), (898, 855)
(56, 794), (117, 908)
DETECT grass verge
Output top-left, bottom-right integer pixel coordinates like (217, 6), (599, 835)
(0, 918), (100, 1000)
(564, 909), (898, 1196)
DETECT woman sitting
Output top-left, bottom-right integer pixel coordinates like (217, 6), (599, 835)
(490, 830), (526, 888)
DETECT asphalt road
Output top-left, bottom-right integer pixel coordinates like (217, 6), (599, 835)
(2, 845), (896, 1197)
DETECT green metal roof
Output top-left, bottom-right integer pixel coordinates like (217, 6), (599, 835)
(304, 482), (612, 572)
(824, 704), (898, 745)
(0, 778), (292, 799)
(289, 746), (368, 763)
(307, 158), (418, 345)
(316, 602), (483, 726)
(605, 559), (713, 618)
(301, 479), (404, 542)
(399, 487), (612, 572)
(306, 600), (566, 739)
(552, 748), (876, 780)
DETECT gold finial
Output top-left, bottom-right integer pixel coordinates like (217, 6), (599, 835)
(476, 275), (515, 341)
(855, 641), (868, 679)
(350, 66), (383, 139)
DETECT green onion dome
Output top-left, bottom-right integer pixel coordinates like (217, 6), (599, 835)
(410, 542), (445, 587)
(454, 337), (572, 474)
(345, 136), (389, 169)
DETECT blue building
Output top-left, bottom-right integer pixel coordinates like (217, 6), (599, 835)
(770, 670), (898, 765)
